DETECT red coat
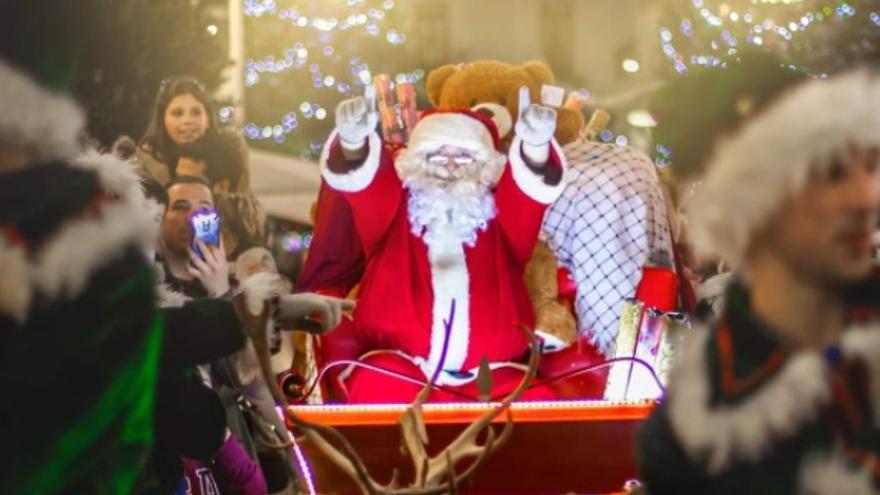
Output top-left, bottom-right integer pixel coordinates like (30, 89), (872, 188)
(320, 131), (566, 382)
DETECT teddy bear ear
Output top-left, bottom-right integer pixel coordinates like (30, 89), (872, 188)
(426, 64), (458, 107)
(521, 60), (556, 85)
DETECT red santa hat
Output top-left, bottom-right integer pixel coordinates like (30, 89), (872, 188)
(407, 110), (501, 157)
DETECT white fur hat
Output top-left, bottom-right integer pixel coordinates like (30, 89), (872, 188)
(407, 111), (499, 156)
(0, 58), (84, 161)
(688, 68), (880, 267)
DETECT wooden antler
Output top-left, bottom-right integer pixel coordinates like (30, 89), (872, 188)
(282, 301), (541, 495)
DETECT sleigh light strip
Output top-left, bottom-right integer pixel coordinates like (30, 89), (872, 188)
(287, 399), (653, 426)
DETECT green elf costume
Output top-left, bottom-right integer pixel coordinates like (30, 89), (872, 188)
(0, 57), (164, 493)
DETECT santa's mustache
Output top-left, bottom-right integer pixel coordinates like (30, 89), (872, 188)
(404, 176), (496, 248)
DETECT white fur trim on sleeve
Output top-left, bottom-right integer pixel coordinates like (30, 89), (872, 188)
(0, 236), (32, 323)
(666, 326), (831, 474)
(508, 136), (568, 204)
(319, 129), (382, 193)
(0, 59), (84, 162)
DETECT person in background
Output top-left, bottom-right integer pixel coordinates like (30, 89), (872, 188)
(176, 132), (247, 195)
(156, 175), (302, 493)
(215, 192), (268, 262)
(159, 175), (231, 298)
(138, 77), (250, 192)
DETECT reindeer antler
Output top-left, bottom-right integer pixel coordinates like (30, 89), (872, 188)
(399, 318), (539, 492)
(283, 301), (542, 495)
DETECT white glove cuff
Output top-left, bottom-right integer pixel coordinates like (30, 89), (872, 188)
(340, 136), (367, 151)
(522, 141), (550, 165)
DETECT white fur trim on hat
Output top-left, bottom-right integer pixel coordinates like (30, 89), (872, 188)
(71, 149), (144, 204)
(319, 129), (383, 193)
(0, 58), (84, 162)
(508, 136), (568, 204)
(688, 69), (880, 267)
(408, 113), (497, 156)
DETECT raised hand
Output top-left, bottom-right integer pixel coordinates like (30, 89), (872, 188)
(335, 85), (378, 147)
(514, 85), (557, 146)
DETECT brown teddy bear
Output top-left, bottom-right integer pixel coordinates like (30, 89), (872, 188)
(427, 60), (583, 351)
(427, 60), (584, 148)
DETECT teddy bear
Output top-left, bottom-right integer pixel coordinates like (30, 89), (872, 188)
(427, 60), (583, 148)
(426, 60), (583, 353)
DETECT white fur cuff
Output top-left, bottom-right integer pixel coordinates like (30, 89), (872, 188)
(508, 136), (568, 204)
(319, 129), (383, 193)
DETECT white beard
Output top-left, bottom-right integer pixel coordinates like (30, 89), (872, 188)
(400, 160), (498, 248)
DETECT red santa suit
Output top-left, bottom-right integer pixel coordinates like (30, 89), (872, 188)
(319, 111), (567, 402)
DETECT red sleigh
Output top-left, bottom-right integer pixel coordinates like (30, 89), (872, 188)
(282, 257), (686, 493)
(282, 182), (693, 493)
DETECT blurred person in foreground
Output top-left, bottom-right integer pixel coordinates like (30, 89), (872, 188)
(638, 60), (880, 493)
(0, 3), (350, 493)
(0, 4), (165, 488)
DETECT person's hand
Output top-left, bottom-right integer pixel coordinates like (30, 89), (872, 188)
(335, 87), (378, 148)
(514, 86), (557, 146)
(188, 240), (230, 296)
(277, 293), (356, 333)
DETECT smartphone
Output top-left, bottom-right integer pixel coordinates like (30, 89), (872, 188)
(189, 208), (221, 261)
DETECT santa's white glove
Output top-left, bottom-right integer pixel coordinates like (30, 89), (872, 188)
(277, 293), (356, 333)
(335, 89), (378, 150)
(514, 86), (557, 147)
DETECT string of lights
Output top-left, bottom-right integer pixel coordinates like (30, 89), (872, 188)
(658, 0), (870, 74)
(242, 0), (416, 149)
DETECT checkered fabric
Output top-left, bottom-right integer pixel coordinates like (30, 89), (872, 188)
(543, 140), (673, 356)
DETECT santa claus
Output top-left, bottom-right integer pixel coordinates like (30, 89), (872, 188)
(320, 88), (567, 402)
